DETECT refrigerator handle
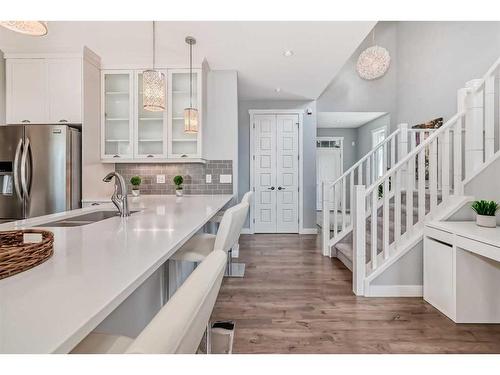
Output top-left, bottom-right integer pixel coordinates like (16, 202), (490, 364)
(20, 137), (32, 200)
(13, 138), (23, 201)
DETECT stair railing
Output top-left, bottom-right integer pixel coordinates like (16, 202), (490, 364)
(351, 55), (500, 295)
(321, 125), (434, 256)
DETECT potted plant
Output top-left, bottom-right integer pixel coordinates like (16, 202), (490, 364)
(471, 200), (499, 228)
(130, 176), (142, 197)
(173, 175), (184, 197)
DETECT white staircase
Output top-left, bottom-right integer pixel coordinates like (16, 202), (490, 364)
(321, 56), (500, 296)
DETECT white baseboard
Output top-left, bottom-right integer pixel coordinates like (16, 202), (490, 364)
(241, 228), (252, 234)
(299, 228), (318, 235)
(366, 285), (423, 297)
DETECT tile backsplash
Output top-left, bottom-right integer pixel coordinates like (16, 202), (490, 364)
(115, 160), (233, 195)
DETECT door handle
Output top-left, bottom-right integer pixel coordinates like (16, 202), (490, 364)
(147, 154), (154, 158)
(59, 119), (68, 123)
(21, 120), (30, 123)
(20, 137), (32, 200)
(278, 186), (285, 190)
(267, 186), (275, 190)
(13, 138), (23, 201)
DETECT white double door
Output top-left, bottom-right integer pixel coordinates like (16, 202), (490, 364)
(253, 114), (299, 233)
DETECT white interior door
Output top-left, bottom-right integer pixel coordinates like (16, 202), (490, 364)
(254, 115), (277, 233)
(276, 115), (299, 233)
(253, 114), (299, 233)
(316, 147), (342, 210)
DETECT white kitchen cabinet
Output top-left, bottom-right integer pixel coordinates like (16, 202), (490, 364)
(101, 71), (134, 160)
(134, 70), (168, 159)
(6, 59), (48, 124)
(101, 68), (203, 162)
(167, 69), (202, 159)
(48, 59), (82, 123)
(6, 57), (83, 124)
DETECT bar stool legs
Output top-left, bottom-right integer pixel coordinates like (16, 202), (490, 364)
(225, 247), (245, 278)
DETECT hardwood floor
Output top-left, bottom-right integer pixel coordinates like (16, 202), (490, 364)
(211, 234), (500, 354)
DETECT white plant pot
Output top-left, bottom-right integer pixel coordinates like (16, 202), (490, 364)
(176, 189), (183, 197)
(476, 214), (496, 228)
(132, 189), (140, 197)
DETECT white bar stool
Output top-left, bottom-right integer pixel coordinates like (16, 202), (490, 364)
(71, 250), (227, 354)
(170, 199), (250, 283)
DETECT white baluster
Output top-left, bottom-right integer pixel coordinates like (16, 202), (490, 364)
(383, 142), (388, 176)
(366, 157), (371, 186)
(341, 176), (347, 231)
(322, 182), (331, 256)
(406, 159), (414, 234)
(394, 169), (401, 243)
(398, 124), (409, 197)
(442, 128), (451, 200)
(454, 117), (464, 195)
(333, 183), (338, 237)
(464, 79), (484, 177)
(485, 74), (495, 159)
(429, 139), (438, 213)
(358, 164), (363, 185)
(349, 172), (354, 227)
(383, 177), (390, 259)
(371, 190), (378, 270)
(352, 185), (366, 296)
(391, 137), (396, 167)
(418, 150), (426, 223)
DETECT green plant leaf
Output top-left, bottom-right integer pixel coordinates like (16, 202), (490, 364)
(471, 200), (499, 216)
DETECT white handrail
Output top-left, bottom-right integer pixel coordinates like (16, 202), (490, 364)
(365, 112), (464, 195)
(325, 128), (401, 189)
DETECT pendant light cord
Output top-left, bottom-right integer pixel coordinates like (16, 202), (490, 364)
(189, 41), (193, 108)
(152, 21), (156, 69)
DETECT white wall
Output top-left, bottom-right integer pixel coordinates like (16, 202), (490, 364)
(238, 100), (317, 229)
(0, 50), (5, 124)
(205, 70), (239, 196)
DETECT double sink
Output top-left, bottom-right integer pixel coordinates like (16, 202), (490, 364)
(38, 210), (139, 227)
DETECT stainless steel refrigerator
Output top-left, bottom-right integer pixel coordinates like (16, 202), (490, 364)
(0, 124), (81, 222)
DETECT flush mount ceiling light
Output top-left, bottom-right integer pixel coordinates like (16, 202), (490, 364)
(184, 36), (199, 134)
(0, 21), (48, 36)
(283, 50), (294, 57)
(143, 21), (165, 112)
(356, 31), (390, 81)
(275, 88), (281, 93)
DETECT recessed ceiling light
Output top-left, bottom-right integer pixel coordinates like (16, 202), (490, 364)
(275, 88), (281, 93)
(283, 50), (294, 57)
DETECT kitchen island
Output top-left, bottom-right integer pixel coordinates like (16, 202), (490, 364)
(0, 194), (233, 354)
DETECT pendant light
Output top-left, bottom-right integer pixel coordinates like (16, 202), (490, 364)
(184, 36), (198, 134)
(0, 21), (48, 36)
(356, 30), (390, 81)
(143, 21), (165, 112)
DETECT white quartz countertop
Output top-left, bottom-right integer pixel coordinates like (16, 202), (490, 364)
(426, 220), (500, 249)
(0, 194), (233, 354)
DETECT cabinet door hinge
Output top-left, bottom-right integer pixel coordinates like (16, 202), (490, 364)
(253, 155), (255, 160)
(253, 123), (255, 129)
(253, 218), (255, 223)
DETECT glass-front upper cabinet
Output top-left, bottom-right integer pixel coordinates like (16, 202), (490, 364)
(101, 71), (134, 159)
(167, 69), (202, 159)
(134, 70), (167, 159)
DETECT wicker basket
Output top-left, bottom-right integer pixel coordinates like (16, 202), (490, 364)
(0, 229), (54, 280)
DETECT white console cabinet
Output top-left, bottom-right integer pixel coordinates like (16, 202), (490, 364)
(424, 221), (500, 323)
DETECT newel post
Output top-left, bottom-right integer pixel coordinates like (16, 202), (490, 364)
(464, 79), (484, 178)
(322, 182), (331, 257)
(352, 185), (366, 296)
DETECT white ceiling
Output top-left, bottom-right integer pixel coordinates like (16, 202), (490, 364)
(317, 112), (387, 128)
(0, 21), (375, 100)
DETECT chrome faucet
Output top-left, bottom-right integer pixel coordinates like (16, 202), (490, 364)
(103, 172), (130, 217)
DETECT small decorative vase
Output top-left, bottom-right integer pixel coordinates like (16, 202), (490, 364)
(176, 189), (183, 197)
(476, 214), (496, 228)
(132, 189), (140, 197)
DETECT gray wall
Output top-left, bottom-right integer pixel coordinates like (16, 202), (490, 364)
(318, 21), (500, 130)
(239, 100), (317, 229)
(356, 114), (390, 160)
(396, 21), (500, 125)
(317, 22), (398, 128)
(316, 127), (357, 172)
